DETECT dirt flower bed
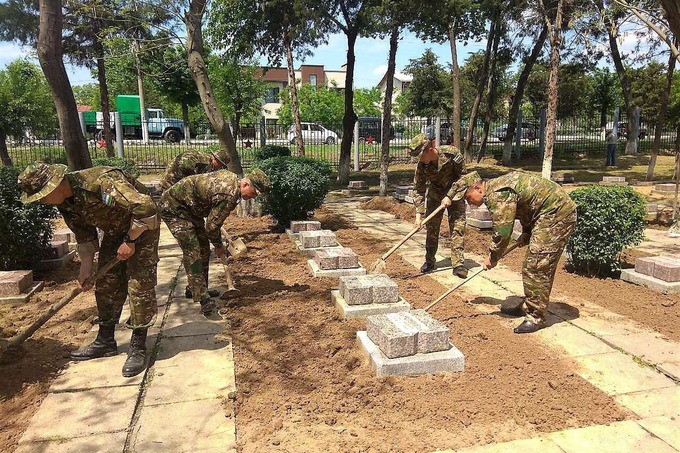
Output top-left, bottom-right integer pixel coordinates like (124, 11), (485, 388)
(223, 210), (628, 452)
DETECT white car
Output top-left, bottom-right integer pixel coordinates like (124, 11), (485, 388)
(288, 122), (338, 145)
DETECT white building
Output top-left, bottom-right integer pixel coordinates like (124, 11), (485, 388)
(376, 71), (412, 105)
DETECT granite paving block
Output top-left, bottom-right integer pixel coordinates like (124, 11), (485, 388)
(552, 173), (574, 183)
(654, 183), (676, 193)
(289, 220), (321, 233)
(357, 332), (465, 376)
(307, 259), (366, 277)
(467, 205), (492, 220)
(467, 218), (493, 229)
(0, 270), (33, 296)
(44, 240), (69, 259)
(331, 290), (411, 319)
(366, 313), (417, 358)
(52, 228), (74, 244)
(603, 176), (626, 182)
(635, 256), (659, 276)
(34, 250), (75, 271)
(0, 281), (44, 305)
(621, 268), (680, 294)
(349, 180), (368, 189)
(337, 248), (359, 268)
(395, 185), (412, 195)
(318, 230), (338, 247)
(314, 249), (339, 270)
(299, 230), (321, 248)
(369, 274), (399, 304)
(405, 309), (450, 354)
(652, 257), (680, 282)
(339, 276), (372, 305)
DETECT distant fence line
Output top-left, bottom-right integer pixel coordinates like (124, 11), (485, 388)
(6, 109), (678, 173)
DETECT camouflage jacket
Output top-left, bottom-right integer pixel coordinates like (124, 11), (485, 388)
(161, 151), (214, 191)
(59, 167), (158, 243)
(413, 145), (464, 214)
(485, 172), (577, 262)
(161, 170), (240, 247)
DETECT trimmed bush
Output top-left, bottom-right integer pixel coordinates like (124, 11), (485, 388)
(254, 156), (331, 229)
(253, 145), (292, 162)
(92, 157), (140, 178)
(0, 166), (58, 270)
(567, 185), (646, 276)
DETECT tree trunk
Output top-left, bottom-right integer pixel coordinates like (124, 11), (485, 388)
(185, 0), (243, 175)
(338, 30), (359, 185)
(477, 25), (502, 163)
(647, 46), (676, 180)
(380, 27), (399, 197)
(36, 0), (91, 170)
(448, 23), (461, 149)
(182, 101), (191, 147)
(132, 38), (150, 144)
(661, 1), (680, 50)
(542, 0), (563, 179)
(284, 35), (305, 157)
(502, 25), (547, 164)
(0, 129), (12, 166)
(464, 15), (496, 163)
(94, 40), (114, 157)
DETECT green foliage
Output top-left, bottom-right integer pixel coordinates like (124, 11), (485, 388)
(254, 156), (331, 228)
(91, 157), (140, 178)
(0, 166), (58, 271)
(253, 145), (291, 161)
(566, 185), (646, 277)
(353, 88), (381, 117)
(401, 49), (453, 118)
(207, 57), (268, 126)
(277, 83), (344, 128)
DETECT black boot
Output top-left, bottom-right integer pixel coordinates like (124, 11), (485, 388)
(71, 324), (117, 361)
(513, 319), (545, 334)
(420, 247), (437, 273)
(200, 296), (216, 315)
(185, 286), (220, 299)
(452, 265), (469, 278)
(500, 304), (525, 317)
(122, 329), (148, 377)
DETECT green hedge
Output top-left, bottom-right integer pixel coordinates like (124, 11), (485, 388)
(253, 145), (291, 162)
(92, 157), (140, 178)
(567, 185), (646, 276)
(254, 156), (331, 229)
(0, 166), (58, 270)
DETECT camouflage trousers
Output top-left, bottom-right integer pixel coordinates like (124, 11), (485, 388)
(425, 192), (466, 267)
(522, 209), (577, 324)
(162, 214), (211, 304)
(96, 228), (159, 330)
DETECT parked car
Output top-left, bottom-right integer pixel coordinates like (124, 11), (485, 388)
(492, 122), (538, 141)
(421, 122), (478, 145)
(288, 122), (339, 145)
(616, 122), (647, 140)
(357, 117), (394, 144)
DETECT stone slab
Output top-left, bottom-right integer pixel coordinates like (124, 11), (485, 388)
(33, 250), (75, 271)
(0, 281), (44, 305)
(307, 259), (366, 278)
(331, 290), (411, 319)
(312, 248), (359, 270)
(357, 331), (464, 377)
(366, 313), (417, 358)
(548, 420), (676, 453)
(614, 386), (680, 418)
(621, 268), (680, 294)
(406, 309), (451, 354)
(289, 220), (321, 233)
(51, 353), (144, 392)
(348, 180), (368, 190)
(552, 173), (574, 184)
(451, 437), (564, 453)
(52, 227), (74, 244)
(296, 243), (344, 258)
(600, 181), (629, 186)
(652, 257), (680, 282)
(395, 185), (412, 195)
(163, 301), (228, 338)
(635, 256), (658, 276)
(18, 386), (138, 442)
(467, 206), (492, 221)
(44, 240), (69, 259)
(600, 332), (680, 364)
(466, 218), (493, 229)
(16, 431), (127, 453)
(0, 269), (33, 296)
(602, 176), (626, 182)
(299, 230), (338, 248)
(637, 416), (680, 450)
(339, 274), (399, 305)
(534, 322), (616, 358)
(338, 276), (372, 305)
(654, 183), (676, 193)
(657, 361), (680, 382)
(133, 398), (235, 452)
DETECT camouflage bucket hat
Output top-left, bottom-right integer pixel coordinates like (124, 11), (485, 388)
(406, 133), (430, 157)
(450, 171), (482, 201)
(247, 168), (271, 195)
(18, 163), (67, 204)
(211, 148), (230, 168)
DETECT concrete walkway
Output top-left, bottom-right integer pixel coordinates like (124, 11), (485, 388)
(328, 200), (680, 453)
(637, 228), (680, 256)
(15, 225), (236, 453)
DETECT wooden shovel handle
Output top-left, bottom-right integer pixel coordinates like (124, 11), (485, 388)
(380, 204), (446, 262)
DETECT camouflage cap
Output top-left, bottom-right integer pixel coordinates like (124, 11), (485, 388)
(406, 133), (431, 157)
(247, 168), (271, 195)
(18, 163), (67, 204)
(211, 148), (230, 168)
(449, 171), (482, 201)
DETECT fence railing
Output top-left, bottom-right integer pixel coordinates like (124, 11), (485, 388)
(5, 111), (679, 172)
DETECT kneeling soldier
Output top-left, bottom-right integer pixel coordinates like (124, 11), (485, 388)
(160, 148), (230, 191)
(444, 171), (577, 334)
(159, 169), (270, 315)
(19, 163), (160, 377)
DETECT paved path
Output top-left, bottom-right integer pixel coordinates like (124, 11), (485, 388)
(15, 225), (236, 453)
(328, 200), (680, 453)
(637, 228), (680, 256)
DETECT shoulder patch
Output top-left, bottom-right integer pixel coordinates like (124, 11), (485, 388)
(102, 193), (114, 206)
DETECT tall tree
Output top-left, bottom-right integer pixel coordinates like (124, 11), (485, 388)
(401, 49), (453, 118)
(588, 67), (620, 138)
(380, 26), (399, 196)
(648, 48), (676, 180)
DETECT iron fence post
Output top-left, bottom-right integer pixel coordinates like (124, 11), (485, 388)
(354, 120), (360, 172)
(514, 110), (522, 159)
(634, 106), (640, 153)
(260, 116), (266, 148)
(435, 116), (441, 147)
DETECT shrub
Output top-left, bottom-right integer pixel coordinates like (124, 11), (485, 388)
(254, 156), (331, 228)
(566, 185), (646, 276)
(253, 145), (291, 162)
(92, 157), (140, 178)
(0, 166), (58, 270)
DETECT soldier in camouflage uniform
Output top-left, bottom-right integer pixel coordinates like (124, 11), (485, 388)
(159, 169), (270, 315)
(18, 163), (160, 377)
(408, 133), (468, 278)
(445, 171), (577, 333)
(160, 148), (230, 191)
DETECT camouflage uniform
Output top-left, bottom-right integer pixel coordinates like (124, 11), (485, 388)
(57, 167), (160, 329)
(413, 142), (466, 268)
(159, 170), (241, 304)
(480, 172), (577, 324)
(161, 151), (218, 191)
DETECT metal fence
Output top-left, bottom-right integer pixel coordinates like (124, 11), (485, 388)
(5, 110), (679, 172)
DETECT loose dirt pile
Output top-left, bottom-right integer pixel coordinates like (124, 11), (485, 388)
(361, 196), (415, 222)
(223, 212), (628, 453)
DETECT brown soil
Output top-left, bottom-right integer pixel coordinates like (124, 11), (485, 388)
(361, 196), (416, 222)
(0, 259), (97, 452)
(223, 210), (629, 453)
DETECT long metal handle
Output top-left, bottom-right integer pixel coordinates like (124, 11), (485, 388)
(380, 204), (446, 262)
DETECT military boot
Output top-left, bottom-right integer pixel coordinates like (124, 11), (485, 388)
(122, 329), (148, 377)
(420, 247), (437, 273)
(70, 324), (117, 361)
(452, 265), (468, 279)
(514, 319), (545, 334)
(200, 296), (216, 315)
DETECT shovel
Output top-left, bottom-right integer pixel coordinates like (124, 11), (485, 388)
(0, 257), (121, 355)
(221, 227), (247, 259)
(368, 204), (446, 274)
(219, 228), (241, 298)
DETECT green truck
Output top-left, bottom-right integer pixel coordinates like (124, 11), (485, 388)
(83, 95), (185, 143)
